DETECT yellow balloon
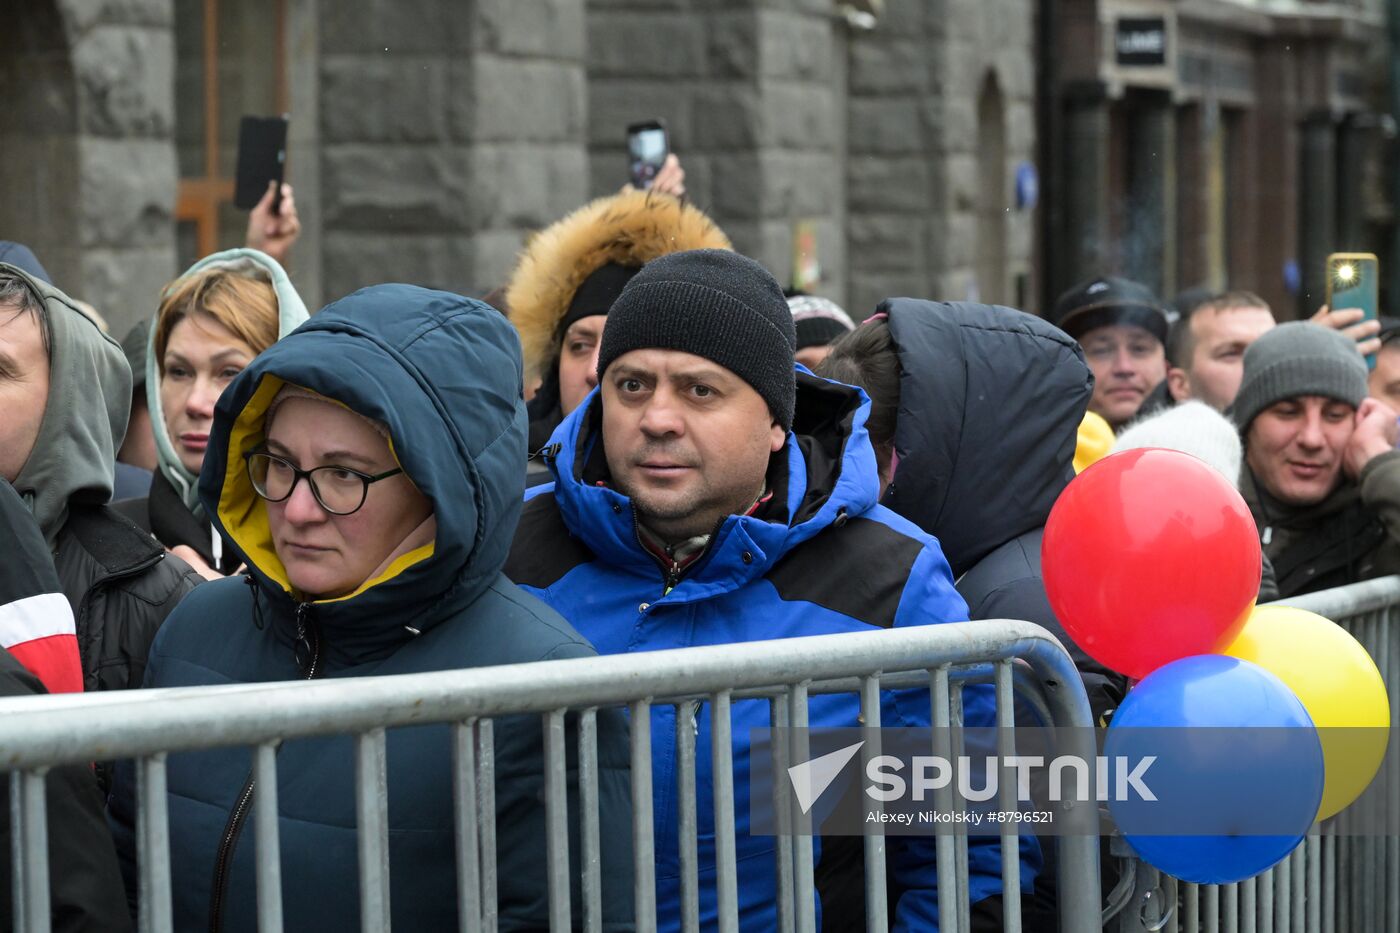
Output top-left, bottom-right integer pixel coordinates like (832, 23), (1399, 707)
(1224, 605), (1390, 821)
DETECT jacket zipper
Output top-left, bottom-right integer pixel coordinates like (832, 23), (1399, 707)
(208, 602), (322, 933)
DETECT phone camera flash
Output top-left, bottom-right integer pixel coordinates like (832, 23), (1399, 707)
(1337, 263), (1356, 284)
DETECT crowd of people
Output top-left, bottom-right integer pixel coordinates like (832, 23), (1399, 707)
(1, 157), (1397, 929)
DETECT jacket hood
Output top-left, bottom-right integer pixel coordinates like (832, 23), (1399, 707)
(7, 263), (130, 546)
(200, 285), (526, 647)
(879, 299), (1092, 577)
(506, 188), (732, 383)
(0, 242), (51, 284)
(148, 248), (309, 514)
(545, 368), (879, 586)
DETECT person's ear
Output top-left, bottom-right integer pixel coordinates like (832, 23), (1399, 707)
(1166, 366), (1192, 402)
(770, 421), (786, 452)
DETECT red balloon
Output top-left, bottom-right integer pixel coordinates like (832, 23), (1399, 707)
(1042, 448), (1261, 680)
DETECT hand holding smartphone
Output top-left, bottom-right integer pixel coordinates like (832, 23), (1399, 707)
(1325, 252), (1381, 368)
(626, 120), (668, 190)
(234, 115), (289, 214)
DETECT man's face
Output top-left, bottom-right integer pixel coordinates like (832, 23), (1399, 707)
(601, 348), (786, 542)
(0, 305), (50, 482)
(1080, 323), (1167, 429)
(1246, 395), (1356, 506)
(1169, 305), (1275, 411)
(557, 315), (606, 417)
(1369, 343), (1400, 412)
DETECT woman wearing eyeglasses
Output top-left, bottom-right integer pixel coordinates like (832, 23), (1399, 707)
(108, 284), (634, 931)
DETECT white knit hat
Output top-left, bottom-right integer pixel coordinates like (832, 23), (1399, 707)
(1112, 401), (1243, 489)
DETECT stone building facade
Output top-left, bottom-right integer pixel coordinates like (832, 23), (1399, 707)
(1046, 0), (1391, 316)
(2, 0), (1042, 337)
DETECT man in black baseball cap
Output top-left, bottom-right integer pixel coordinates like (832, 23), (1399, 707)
(1052, 275), (1170, 430)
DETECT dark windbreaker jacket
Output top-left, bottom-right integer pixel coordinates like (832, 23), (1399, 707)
(877, 299), (1126, 719)
(507, 369), (1038, 931)
(109, 286), (633, 931)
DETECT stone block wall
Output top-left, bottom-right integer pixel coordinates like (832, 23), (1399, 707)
(0, 0), (178, 336)
(846, 0), (1039, 316)
(585, 0), (847, 304)
(317, 0), (588, 302)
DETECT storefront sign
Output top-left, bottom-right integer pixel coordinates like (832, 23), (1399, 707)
(1115, 16), (1168, 67)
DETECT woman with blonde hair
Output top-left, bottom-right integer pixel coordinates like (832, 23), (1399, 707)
(122, 249), (308, 577)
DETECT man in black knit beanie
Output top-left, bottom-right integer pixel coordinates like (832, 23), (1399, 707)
(507, 247), (1032, 930)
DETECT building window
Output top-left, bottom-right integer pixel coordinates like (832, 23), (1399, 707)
(174, 0), (287, 269)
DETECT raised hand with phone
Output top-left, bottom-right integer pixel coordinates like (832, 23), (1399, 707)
(1313, 252), (1383, 361)
(625, 119), (686, 199)
(244, 181), (301, 265)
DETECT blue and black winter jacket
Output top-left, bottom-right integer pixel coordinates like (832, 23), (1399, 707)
(109, 286), (634, 931)
(507, 370), (1038, 931)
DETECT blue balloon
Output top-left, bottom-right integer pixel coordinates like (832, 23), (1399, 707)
(1105, 655), (1323, 885)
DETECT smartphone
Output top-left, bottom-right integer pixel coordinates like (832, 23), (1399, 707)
(1326, 252), (1380, 368)
(234, 115), (289, 213)
(626, 120), (668, 190)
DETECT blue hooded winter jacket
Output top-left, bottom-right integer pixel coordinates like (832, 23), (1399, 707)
(506, 369), (1039, 931)
(109, 286), (634, 931)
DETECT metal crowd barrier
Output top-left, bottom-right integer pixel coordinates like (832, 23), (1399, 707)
(0, 619), (1101, 933)
(1110, 575), (1400, 933)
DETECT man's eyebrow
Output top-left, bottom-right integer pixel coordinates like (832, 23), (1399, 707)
(668, 367), (731, 385)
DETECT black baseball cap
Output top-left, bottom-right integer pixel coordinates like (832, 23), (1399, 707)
(1051, 275), (1169, 346)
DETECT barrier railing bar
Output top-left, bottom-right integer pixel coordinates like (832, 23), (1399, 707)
(1321, 834), (1333, 933)
(20, 770), (49, 933)
(1265, 857), (1276, 930)
(0, 622), (1091, 770)
(1183, 883), (1198, 933)
(1290, 846), (1304, 930)
(994, 660), (1022, 933)
(138, 754), (173, 933)
(931, 666), (960, 933)
(452, 720), (482, 933)
(710, 690), (738, 933)
(477, 719), (498, 933)
(253, 742), (283, 933)
(789, 682), (816, 933)
(1224, 882), (1238, 933)
(9, 775), (25, 933)
(950, 683), (971, 933)
(675, 700), (700, 933)
(355, 728), (391, 933)
(1241, 876), (1256, 933)
(578, 709), (602, 933)
(1205, 883), (1218, 933)
(630, 699), (656, 933)
(770, 693), (794, 933)
(543, 709), (572, 931)
(859, 673), (888, 933)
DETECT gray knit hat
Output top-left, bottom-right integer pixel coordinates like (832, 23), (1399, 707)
(1232, 322), (1368, 432)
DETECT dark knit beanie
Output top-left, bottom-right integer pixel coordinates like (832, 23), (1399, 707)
(597, 249), (797, 429)
(1232, 322), (1368, 431)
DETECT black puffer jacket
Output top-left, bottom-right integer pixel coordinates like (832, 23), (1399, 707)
(52, 505), (201, 693)
(878, 298), (1128, 720)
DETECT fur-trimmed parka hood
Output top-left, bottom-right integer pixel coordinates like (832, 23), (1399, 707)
(506, 189), (732, 381)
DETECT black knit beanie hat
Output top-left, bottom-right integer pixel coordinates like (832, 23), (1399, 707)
(597, 249), (797, 429)
(1232, 322), (1368, 432)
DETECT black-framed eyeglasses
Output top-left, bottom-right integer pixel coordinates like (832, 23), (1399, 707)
(245, 451), (403, 516)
